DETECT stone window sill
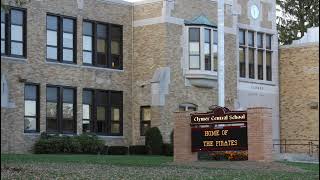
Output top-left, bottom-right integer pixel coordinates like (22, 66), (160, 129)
(185, 70), (218, 88)
(238, 77), (276, 86)
(1, 55), (27, 63)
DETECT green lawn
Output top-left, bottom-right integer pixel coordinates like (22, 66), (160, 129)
(1, 154), (319, 180)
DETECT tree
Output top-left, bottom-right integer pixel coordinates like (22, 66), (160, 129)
(277, 0), (319, 45)
(1, 0), (29, 10)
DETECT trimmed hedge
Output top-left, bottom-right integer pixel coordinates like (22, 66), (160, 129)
(129, 145), (147, 155)
(34, 133), (104, 154)
(108, 146), (128, 155)
(145, 127), (163, 155)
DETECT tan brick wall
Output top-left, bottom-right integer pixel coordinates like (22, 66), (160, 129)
(133, 1), (163, 21)
(247, 107), (273, 161)
(279, 44), (319, 154)
(1, 0), (133, 153)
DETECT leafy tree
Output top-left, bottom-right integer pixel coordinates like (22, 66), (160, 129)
(277, 0), (319, 45)
(1, 0), (29, 10)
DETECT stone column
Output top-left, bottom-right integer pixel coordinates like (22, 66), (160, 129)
(247, 107), (273, 161)
(173, 112), (197, 163)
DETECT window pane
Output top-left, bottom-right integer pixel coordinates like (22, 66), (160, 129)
(111, 26), (121, 40)
(189, 28), (200, 41)
(248, 31), (254, 46)
(83, 90), (92, 104)
(189, 56), (200, 69)
(257, 33), (263, 48)
(47, 118), (58, 131)
(83, 22), (92, 35)
(63, 49), (73, 62)
(258, 51), (263, 80)
(1, 23), (6, 39)
(11, 10), (23, 25)
(83, 120), (90, 133)
(266, 52), (272, 81)
(97, 106), (105, 121)
(111, 41), (120, 55)
(47, 47), (57, 60)
(97, 24), (107, 38)
(111, 123), (120, 134)
(213, 30), (218, 44)
(83, 36), (92, 51)
(47, 16), (58, 30)
(46, 102), (57, 118)
(62, 119), (74, 132)
(204, 43), (210, 55)
(110, 91), (122, 105)
(83, 104), (90, 120)
(143, 107), (151, 121)
(112, 107), (120, 121)
(1, 10), (5, 22)
(1, 40), (5, 54)
(63, 103), (73, 118)
(96, 91), (108, 105)
(24, 117), (36, 131)
(189, 42), (199, 54)
(25, 100), (36, 116)
(266, 35), (272, 49)
(205, 55), (211, 71)
(97, 39), (106, 53)
(11, 25), (22, 41)
(47, 30), (57, 46)
(97, 53), (107, 65)
(239, 47), (245, 78)
(213, 44), (218, 71)
(63, 18), (74, 33)
(11, 42), (23, 55)
(47, 87), (58, 102)
(25, 85), (37, 100)
(205, 29), (211, 43)
(63, 88), (74, 103)
(83, 51), (92, 64)
(239, 29), (245, 45)
(63, 32), (73, 48)
(249, 48), (255, 79)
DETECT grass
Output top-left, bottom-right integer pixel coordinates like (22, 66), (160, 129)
(1, 154), (319, 180)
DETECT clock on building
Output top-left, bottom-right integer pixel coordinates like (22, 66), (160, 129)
(250, 4), (260, 19)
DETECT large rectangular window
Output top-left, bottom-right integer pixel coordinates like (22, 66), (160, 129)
(82, 89), (123, 136)
(140, 106), (151, 136)
(82, 21), (123, 70)
(46, 14), (76, 63)
(46, 86), (76, 134)
(24, 84), (39, 133)
(239, 29), (273, 82)
(189, 28), (200, 69)
(1, 7), (26, 57)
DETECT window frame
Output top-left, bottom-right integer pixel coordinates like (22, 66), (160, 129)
(1, 7), (27, 58)
(46, 85), (77, 134)
(82, 88), (123, 136)
(46, 13), (77, 64)
(140, 106), (151, 136)
(82, 19), (123, 70)
(24, 83), (40, 133)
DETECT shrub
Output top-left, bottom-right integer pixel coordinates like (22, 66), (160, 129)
(170, 130), (174, 145)
(129, 145), (147, 155)
(108, 146), (128, 155)
(162, 143), (173, 156)
(145, 127), (163, 155)
(34, 133), (104, 154)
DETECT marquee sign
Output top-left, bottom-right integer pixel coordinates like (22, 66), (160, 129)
(190, 106), (248, 152)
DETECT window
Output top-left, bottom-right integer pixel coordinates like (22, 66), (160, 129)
(140, 106), (151, 136)
(189, 28), (200, 69)
(46, 86), (76, 134)
(24, 84), (39, 132)
(1, 8), (26, 57)
(82, 20), (123, 70)
(82, 89), (123, 136)
(179, 103), (197, 112)
(46, 14), (76, 63)
(238, 29), (273, 81)
(188, 27), (218, 71)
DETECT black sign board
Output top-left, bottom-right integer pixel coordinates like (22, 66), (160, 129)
(191, 124), (248, 152)
(190, 106), (248, 152)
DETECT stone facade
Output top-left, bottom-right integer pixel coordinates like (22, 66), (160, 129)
(1, 0), (278, 153)
(279, 41), (319, 154)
